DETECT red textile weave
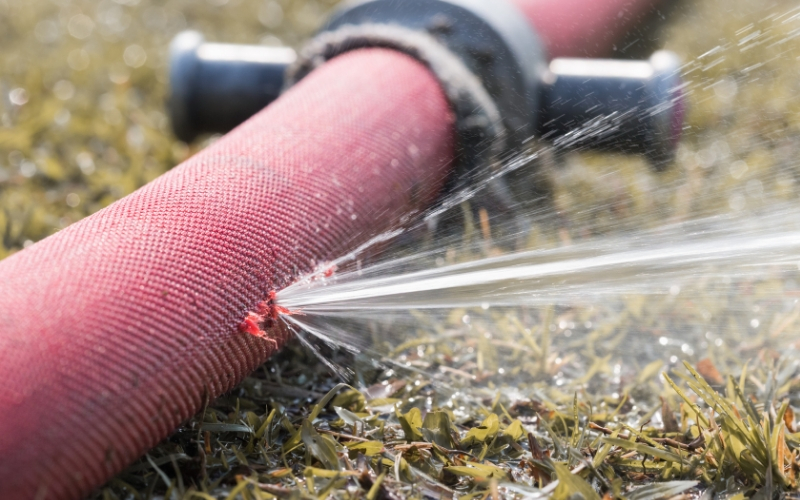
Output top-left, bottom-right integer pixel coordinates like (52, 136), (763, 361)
(0, 48), (455, 499)
(511, 0), (663, 58)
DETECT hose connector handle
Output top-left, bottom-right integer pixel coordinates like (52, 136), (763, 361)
(167, 2), (685, 171)
(168, 31), (296, 142)
(539, 50), (684, 170)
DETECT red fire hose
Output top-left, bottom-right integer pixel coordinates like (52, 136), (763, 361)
(0, 1), (665, 498)
(515, 0), (666, 57)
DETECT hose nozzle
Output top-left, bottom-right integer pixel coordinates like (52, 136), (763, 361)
(167, 28), (685, 171)
(539, 50), (685, 170)
(168, 31), (296, 142)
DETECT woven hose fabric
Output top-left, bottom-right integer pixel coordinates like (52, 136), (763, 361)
(0, 48), (455, 499)
(510, 0), (663, 58)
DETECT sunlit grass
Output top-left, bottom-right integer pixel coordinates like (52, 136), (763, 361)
(5, 0), (800, 498)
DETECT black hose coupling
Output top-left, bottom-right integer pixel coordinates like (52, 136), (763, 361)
(168, 0), (685, 169)
(540, 51), (684, 170)
(168, 31), (296, 143)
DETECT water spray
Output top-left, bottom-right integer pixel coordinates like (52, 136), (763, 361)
(0, 0), (683, 498)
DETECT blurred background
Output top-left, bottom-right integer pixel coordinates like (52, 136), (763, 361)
(5, 0), (800, 498)
(2, 0), (800, 256)
(0, 0), (342, 259)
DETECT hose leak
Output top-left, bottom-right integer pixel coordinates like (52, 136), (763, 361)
(267, 2), (800, 394)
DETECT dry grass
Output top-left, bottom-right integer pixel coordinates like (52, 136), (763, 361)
(5, 0), (800, 498)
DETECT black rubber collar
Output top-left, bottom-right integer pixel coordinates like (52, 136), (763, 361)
(285, 23), (507, 181)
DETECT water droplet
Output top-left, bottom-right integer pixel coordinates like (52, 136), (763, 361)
(109, 65), (131, 85)
(77, 152), (95, 175)
(66, 193), (81, 208)
(53, 80), (75, 100)
(729, 160), (748, 179)
(728, 192), (746, 211)
(8, 151), (22, 166)
(746, 179), (763, 198)
(9, 88), (28, 106)
(67, 49), (91, 71)
(259, 35), (283, 47)
(68, 14), (95, 40)
(714, 77), (738, 102)
(34, 19), (60, 44)
(54, 109), (71, 126)
(126, 125), (145, 150)
(19, 161), (36, 178)
(712, 139), (731, 159)
(258, 1), (284, 29)
(659, 336), (669, 345)
(123, 44), (147, 68)
(98, 3), (128, 33)
(697, 147), (717, 168)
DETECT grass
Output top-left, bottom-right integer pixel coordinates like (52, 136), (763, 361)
(5, 0), (800, 498)
(89, 312), (800, 499)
